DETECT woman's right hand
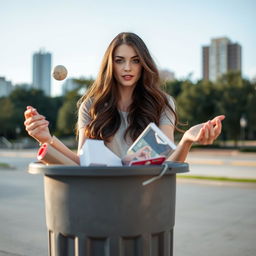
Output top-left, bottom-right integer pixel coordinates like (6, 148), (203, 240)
(24, 106), (52, 144)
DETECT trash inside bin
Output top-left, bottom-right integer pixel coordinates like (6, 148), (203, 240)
(28, 161), (189, 256)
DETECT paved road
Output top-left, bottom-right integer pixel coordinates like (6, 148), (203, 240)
(175, 180), (256, 256)
(0, 171), (47, 256)
(186, 148), (256, 179)
(1, 148), (256, 179)
(0, 149), (256, 256)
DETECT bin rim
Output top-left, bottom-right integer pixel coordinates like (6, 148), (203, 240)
(28, 161), (189, 177)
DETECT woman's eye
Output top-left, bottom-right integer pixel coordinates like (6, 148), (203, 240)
(132, 59), (140, 64)
(115, 59), (123, 63)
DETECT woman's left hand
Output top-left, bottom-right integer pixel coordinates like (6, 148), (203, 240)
(183, 115), (225, 145)
(122, 145), (152, 165)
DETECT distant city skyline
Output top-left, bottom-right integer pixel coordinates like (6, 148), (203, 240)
(202, 37), (242, 81)
(0, 0), (255, 96)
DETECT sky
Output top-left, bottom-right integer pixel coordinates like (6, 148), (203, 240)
(0, 0), (255, 96)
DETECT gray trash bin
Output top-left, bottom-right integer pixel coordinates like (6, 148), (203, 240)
(28, 161), (189, 256)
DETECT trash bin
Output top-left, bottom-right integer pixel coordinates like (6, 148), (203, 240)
(28, 161), (189, 256)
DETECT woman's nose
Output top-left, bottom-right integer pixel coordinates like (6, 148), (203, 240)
(124, 61), (131, 71)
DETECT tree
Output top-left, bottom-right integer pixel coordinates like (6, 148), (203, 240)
(0, 97), (15, 137)
(72, 78), (94, 94)
(162, 80), (183, 98)
(215, 72), (253, 144)
(176, 80), (218, 127)
(45, 96), (64, 134)
(55, 77), (95, 136)
(246, 82), (256, 139)
(3, 87), (63, 139)
(8, 88), (49, 138)
(56, 90), (80, 136)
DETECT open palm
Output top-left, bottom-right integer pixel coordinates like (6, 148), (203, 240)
(183, 115), (225, 145)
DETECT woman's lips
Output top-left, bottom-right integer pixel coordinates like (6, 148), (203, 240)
(122, 75), (134, 81)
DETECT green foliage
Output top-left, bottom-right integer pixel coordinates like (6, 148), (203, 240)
(45, 96), (64, 133)
(56, 90), (80, 136)
(0, 97), (15, 137)
(246, 82), (256, 139)
(0, 87), (63, 138)
(0, 75), (255, 143)
(215, 72), (254, 142)
(0, 162), (13, 169)
(162, 80), (183, 98)
(72, 78), (94, 86)
(4, 88), (49, 138)
(177, 175), (256, 183)
(239, 147), (256, 153)
(176, 80), (218, 127)
(72, 78), (94, 93)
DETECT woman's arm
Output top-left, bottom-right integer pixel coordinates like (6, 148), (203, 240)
(159, 124), (191, 162)
(24, 106), (80, 164)
(160, 115), (225, 162)
(24, 106), (52, 143)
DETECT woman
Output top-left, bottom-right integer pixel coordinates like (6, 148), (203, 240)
(24, 32), (225, 164)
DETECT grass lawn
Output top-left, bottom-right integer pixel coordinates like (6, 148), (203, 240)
(0, 162), (13, 169)
(177, 174), (256, 183)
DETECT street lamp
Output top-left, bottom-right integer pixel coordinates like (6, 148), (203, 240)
(240, 115), (247, 147)
(15, 126), (21, 138)
(15, 126), (21, 149)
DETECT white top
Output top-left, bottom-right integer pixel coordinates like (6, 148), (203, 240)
(77, 97), (176, 158)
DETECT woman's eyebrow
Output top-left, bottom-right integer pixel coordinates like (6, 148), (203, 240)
(114, 55), (139, 58)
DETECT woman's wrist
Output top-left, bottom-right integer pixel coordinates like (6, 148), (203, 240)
(179, 136), (193, 149)
(38, 135), (53, 145)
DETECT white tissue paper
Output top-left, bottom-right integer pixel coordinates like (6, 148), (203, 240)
(79, 139), (122, 166)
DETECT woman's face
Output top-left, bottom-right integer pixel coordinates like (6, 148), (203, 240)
(113, 44), (142, 89)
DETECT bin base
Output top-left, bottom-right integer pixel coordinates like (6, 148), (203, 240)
(48, 229), (173, 256)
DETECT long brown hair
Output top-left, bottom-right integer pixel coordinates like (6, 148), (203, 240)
(77, 32), (178, 142)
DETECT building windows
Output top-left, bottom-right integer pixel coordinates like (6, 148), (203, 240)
(202, 37), (241, 81)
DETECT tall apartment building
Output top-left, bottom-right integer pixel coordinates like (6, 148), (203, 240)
(0, 77), (13, 97)
(32, 49), (52, 96)
(202, 37), (242, 81)
(159, 69), (175, 82)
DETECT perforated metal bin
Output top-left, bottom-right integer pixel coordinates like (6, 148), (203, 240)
(28, 161), (189, 256)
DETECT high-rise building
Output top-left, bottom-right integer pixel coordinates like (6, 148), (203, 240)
(159, 69), (175, 82)
(202, 46), (210, 81)
(0, 77), (13, 97)
(202, 37), (242, 81)
(32, 49), (52, 96)
(228, 43), (242, 71)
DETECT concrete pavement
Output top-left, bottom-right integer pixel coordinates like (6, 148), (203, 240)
(0, 148), (256, 255)
(185, 148), (256, 180)
(1, 148), (255, 179)
(187, 148), (256, 166)
(174, 180), (256, 256)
